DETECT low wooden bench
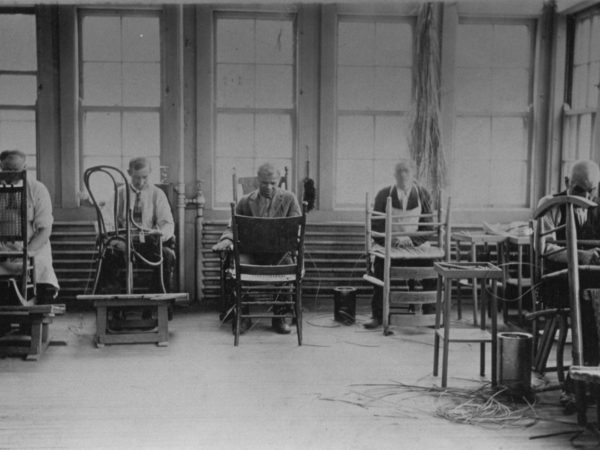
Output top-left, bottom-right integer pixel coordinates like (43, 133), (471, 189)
(0, 304), (66, 360)
(77, 293), (189, 347)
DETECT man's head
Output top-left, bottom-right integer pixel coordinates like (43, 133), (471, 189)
(256, 163), (279, 198)
(0, 150), (27, 183)
(569, 160), (600, 199)
(394, 159), (416, 191)
(128, 157), (151, 191)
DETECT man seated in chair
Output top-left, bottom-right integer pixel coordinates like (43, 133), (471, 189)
(98, 157), (175, 295)
(539, 159), (600, 408)
(0, 149), (59, 304)
(364, 158), (434, 329)
(539, 160), (600, 360)
(212, 162), (301, 335)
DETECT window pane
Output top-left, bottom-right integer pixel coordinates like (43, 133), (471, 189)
(456, 24), (493, 68)
(490, 161), (528, 206)
(452, 161), (490, 207)
(494, 25), (530, 67)
(574, 17), (591, 65)
(337, 159), (373, 205)
(216, 63), (255, 108)
(0, 14), (36, 71)
(492, 117), (528, 160)
(256, 20), (294, 64)
(337, 116), (374, 159)
(374, 115), (409, 160)
(0, 110), (35, 159)
(375, 22), (412, 66)
(337, 66), (374, 110)
(82, 16), (121, 62)
(492, 68), (530, 112)
(0, 75), (37, 105)
(83, 112), (121, 157)
(216, 18), (255, 63)
(255, 114), (293, 159)
(455, 117), (491, 160)
(374, 67), (411, 111)
(571, 64), (588, 109)
(255, 64), (293, 108)
(455, 69), (492, 112)
(82, 62), (122, 106)
(216, 113), (254, 158)
(122, 112), (160, 158)
(215, 157), (253, 204)
(123, 17), (160, 62)
(123, 62), (160, 106)
(338, 22), (375, 66)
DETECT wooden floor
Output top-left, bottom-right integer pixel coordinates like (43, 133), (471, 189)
(0, 303), (597, 449)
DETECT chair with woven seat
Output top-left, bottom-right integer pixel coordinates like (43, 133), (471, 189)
(363, 191), (451, 335)
(0, 170), (65, 360)
(229, 202), (306, 346)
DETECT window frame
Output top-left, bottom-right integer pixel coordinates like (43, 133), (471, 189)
(211, 10), (298, 209)
(0, 7), (38, 175)
(451, 16), (537, 211)
(77, 7), (164, 185)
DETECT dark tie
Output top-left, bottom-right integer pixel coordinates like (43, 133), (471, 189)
(133, 191), (142, 223)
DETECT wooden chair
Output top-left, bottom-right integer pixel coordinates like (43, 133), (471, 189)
(526, 195), (600, 388)
(363, 192), (451, 335)
(229, 202), (306, 346)
(77, 165), (187, 347)
(217, 166), (290, 321)
(0, 170), (65, 360)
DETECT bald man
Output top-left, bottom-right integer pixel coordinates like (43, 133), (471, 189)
(538, 160), (600, 408)
(213, 163), (301, 335)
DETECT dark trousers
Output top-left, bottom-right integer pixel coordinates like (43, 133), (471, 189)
(370, 257), (437, 321)
(98, 235), (176, 294)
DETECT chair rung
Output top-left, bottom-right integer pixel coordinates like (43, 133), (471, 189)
(240, 301), (295, 305)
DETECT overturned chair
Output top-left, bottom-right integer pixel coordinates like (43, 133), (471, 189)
(0, 170), (65, 360)
(229, 202), (306, 346)
(363, 192), (451, 335)
(77, 165), (188, 347)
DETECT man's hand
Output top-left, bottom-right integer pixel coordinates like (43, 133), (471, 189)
(578, 248), (600, 265)
(212, 239), (233, 252)
(393, 236), (414, 248)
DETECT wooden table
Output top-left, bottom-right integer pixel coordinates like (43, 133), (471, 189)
(77, 293), (188, 347)
(433, 262), (504, 387)
(452, 232), (507, 324)
(0, 304), (66, 360)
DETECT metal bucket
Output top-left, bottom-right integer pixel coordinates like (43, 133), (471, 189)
(497, 332), (532, 398)
(333, 287), (356, 325)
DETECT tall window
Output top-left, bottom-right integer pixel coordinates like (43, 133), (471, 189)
(452, 20), (534, 208)
(214, 13), (296, 205)
(79, 11), (161, 185)
(0, 12), (37, 177)
(335, 17), (413, 208)
(562, 8), (600, 175)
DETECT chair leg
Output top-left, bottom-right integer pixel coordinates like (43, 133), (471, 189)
(433, 275), (442, 377)
(234, 287), (241, 346)
(556, 314), (569, 385)
(296, 284), (303, 346)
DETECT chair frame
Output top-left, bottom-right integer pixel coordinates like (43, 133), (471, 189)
(83, 165), (166, 295)
(364, 191), (451, 335)
(0, 170), (36, 306)
(230, 202), (306, 346)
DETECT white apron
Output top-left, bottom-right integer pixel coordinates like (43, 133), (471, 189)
(390, 184), (422, 239)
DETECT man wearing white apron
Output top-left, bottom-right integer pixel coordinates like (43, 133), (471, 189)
(0, 150), (59, 304)
(364, 159), (433, 329)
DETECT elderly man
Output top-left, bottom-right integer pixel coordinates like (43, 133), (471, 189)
(213, 162), (301, 334)
(0, 149), (59, 303)
(99, 157), (175, 294)
(540, 160), (600, 362)
(365, 158), (434, 329)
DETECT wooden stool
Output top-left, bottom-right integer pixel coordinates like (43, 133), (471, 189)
(0, 304), (66, 360)
(77, 293), (188, 347)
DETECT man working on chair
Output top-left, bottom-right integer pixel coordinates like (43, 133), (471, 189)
(100, 157), (175, 294)
(212, 162), (301, 335)
(0, 149), (59, 303)
(365, 158), (434, 329)
(540, 160), (600, 366)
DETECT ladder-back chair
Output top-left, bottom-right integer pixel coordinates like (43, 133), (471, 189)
(229, 202), (306, 346)
(0, 170), (35, 306)
(364, 192), (451, 335)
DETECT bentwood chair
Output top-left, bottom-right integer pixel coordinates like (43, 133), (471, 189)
(363, 192), (451, 335)
(229, 202), (306, 346)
